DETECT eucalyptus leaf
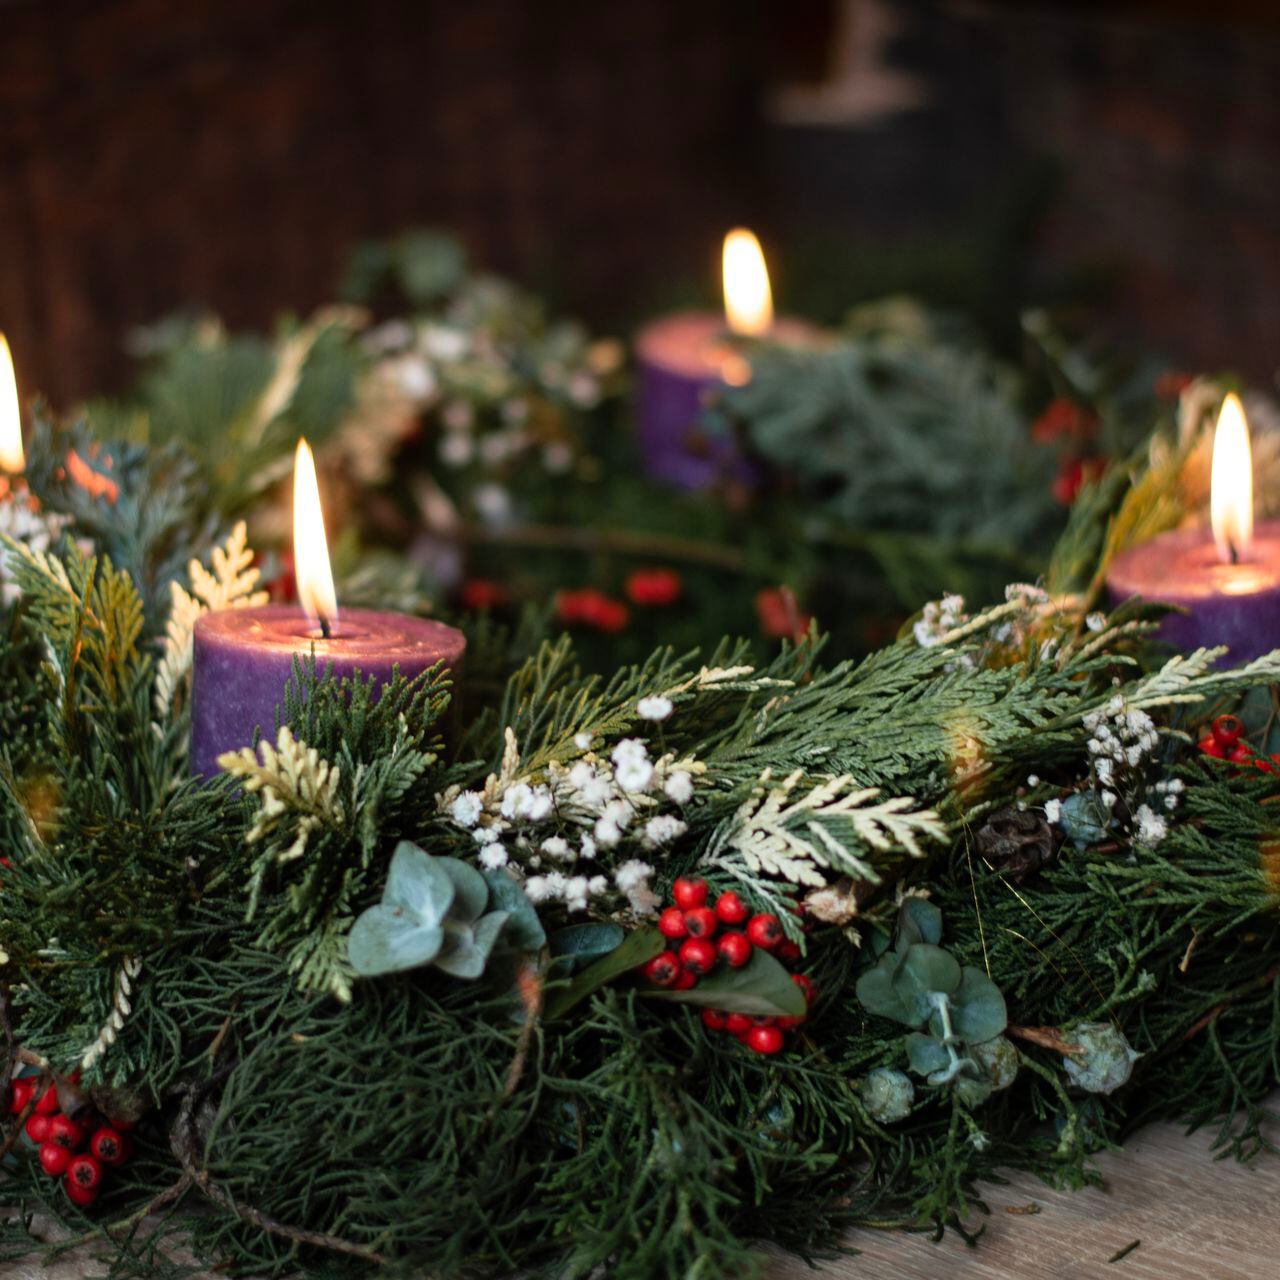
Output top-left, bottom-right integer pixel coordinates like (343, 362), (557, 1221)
(894, 945), (962, 1023)
(905, 1032), (950, 1077)
(482, 869), (547, 952)
(650, 949), (807, 1017)
(543, 927), (664, 1022)
(549, 922), (626, 974)
(383, 842), (455, 926)
(897, 899), (943, 950)
(947, 967), (1008, 1044)
(435, 856), (490, 923)
(348, 904), (444, 977)
(856, 957), (918, 1027)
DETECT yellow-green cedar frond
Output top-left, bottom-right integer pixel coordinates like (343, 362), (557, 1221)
(219, 726), (344, 862)
(155, 521), (268, 716)
(707, 768), (946, 887)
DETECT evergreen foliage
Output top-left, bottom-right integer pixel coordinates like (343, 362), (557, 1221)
(2, 405), (1280, 1280)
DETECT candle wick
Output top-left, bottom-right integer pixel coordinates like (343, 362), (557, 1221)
(319, 615), (332, 639)
(1229, 538), (1240, 566)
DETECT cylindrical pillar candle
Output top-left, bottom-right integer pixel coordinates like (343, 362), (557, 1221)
(1106, 394), (1280, 663)
(634, 229), (824, 488)
(191, 605), (466, 778)
(1106, 523), (1280, 663)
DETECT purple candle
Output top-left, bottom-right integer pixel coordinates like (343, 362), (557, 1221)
(190, 438), (465, 777)
(190, 605), (465, 778)
(1106, 394), (1280, 662)
(634, 230), (824, 488)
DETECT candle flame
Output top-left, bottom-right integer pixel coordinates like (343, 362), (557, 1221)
(293, 438), (338, 634)
(0, 334), (25, 473)
(722, 229), (773, 337)
(1210, 392), (1253, 564)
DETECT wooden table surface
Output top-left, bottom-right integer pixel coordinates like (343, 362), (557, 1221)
(3, 1110), (1276, 1278)
(766, 1109), (1280, 1280)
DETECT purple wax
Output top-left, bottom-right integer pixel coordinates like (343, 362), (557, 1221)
(633, 312), (823, 489)
(1106, 521), (1280, 663)
(190, 604), (466, 778)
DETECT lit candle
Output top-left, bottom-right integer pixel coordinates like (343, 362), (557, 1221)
(190, 439), (466, 777)
(1107, 393), (1280, 661)
(0, 333), (26, 484)
(633, 229), (823, 488)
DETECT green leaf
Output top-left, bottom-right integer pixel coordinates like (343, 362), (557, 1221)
(435, 856), (490, 923)
(649, 948), (807, 1017)
(549, 922), (626, 974)
(947, 967), (1008, 1044)
(894, 944), (962, 1023)
(856, 955), (917, 1026)
(543, 927), (664, 1022)
(384, 842), (455, 926)
(348, 905), (444, 977)
(482, 869), (547, 952)
(905, 1032), (950, 1077)
(897, 899), (943, 949)
(433, 911), (511, 980)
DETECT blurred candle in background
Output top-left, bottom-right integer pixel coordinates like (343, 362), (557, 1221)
(0, 333), (26, 480)
(1107, 393), (1280, 662)
(633, 229), (822, 489)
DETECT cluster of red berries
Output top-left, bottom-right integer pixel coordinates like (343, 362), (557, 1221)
(9, 1074), (132, 1207)
(556, 588), (629, 633)
(1198, 714), (1280, 773)
(641, 877), (815, 1055)
(754, 587), (812, 644)
(625, 568), (682, 608)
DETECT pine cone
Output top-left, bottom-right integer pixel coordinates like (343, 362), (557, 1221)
(975, 807), (1057, 883)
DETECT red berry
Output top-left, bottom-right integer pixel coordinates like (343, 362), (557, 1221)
(643, 952), (682, 988)
(714, 891), (749, 925)
(48, 1113), (84, 1151)
(701, 1009), (727, 1031)
(724, 1012), (752, 1035)
(672, 969), (698, 990)
(25, 1114), (51, 1144)
(683, 907), (718, 939)
(9, 1078), (32, 1114)
(658, 907), (688, 940)
(751, 1014), (777, 1026)
(747, 1025), (786, 1054)
(1213, 714), (1245, 745)
(678, 937), (717, 977)
(717, 932), (752, 968)
(1230, 742), (1254, 764)
(775, 939), (803, 962)
(672, 877), (708, 910)
(1198, 735), (1225, 759)
(33, 1083), (59, 1115)
(776, 1014), (806, 1030)
(746, 914), (783, 950)
(65, 1154), (103, 1207)
(39, 1142), (71, 1176)
(792, 973), (818, 1005)
(625, 568), (682, 607)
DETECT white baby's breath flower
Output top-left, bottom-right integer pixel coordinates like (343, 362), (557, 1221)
(614, 757), (654, 793)
(1043, 798), (1062, 825)
(614, 859), (653, 893)
(636, 695), (674, 722)
(438, 433), (474, 468)
(664, 771), (694, 804)
(540, 836), (573, 862)
(449, 791), (484, 828)
(573, 731), (594, 750)
(1134, 803), (1168, 846)
(643, 815), (687, 846)
(1086, 612), (1106, 632)
(478, 845), (509, 871)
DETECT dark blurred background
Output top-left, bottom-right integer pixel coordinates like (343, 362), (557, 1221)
(1, 0), (1277, 403)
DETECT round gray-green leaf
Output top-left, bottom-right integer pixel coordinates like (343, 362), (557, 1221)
(383, 842), (456, 926)
(946, 967), (1008, 1044)
(348, 904), (444, 976)
(435, 856), (490, 923)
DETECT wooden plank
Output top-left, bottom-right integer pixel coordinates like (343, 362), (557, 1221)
(766, 1108), (1280, 1280)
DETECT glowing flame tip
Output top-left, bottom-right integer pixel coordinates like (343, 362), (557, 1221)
(0, 334), (25, 474)
(1211, 392), (1253, 564)
(722, 228), (773, 338)
(293, 438), (338, 632)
